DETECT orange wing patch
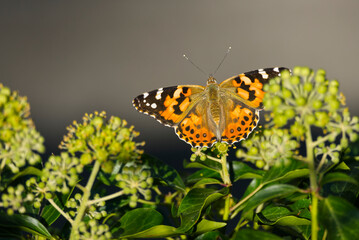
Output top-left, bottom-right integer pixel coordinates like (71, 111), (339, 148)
(175, 111), (217, 147)
(221, 99), (259, 145)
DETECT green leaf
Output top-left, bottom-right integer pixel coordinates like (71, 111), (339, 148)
(232, 161), (264, 182)
(115, 208), (178, 238)
(232, 229), (282, 240)
(41, 187), (75, 226)
(185, 160), (221, 172)
(194, 219), (226, 235)
(178, 187), (229, 232)
(195, 231), (226, 240)
(0, 214), (52, 239)
(271, 215), (311, 226)
(321, 172), (358, 186)
(262, 160), (309, 185)
(10, 166), (43, 181)
(193, 178), (222, 187)
(186, 169), (221, 184)
(241, 184), (299, 220)
(261, 206), (291, 221)
(143, 154), (185, 191)
(320, 196), (359, 240)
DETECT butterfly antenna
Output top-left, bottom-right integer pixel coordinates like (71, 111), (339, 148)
(183, 54), (209, 77)
(213, 46), (232, 76)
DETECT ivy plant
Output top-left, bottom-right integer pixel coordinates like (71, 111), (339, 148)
(0, 66), (358, 240)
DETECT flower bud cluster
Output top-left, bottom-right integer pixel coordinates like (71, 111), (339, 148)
(190, 142), (229, 161)
(236, 129), (298, 169)
(115, 164), (153, 208)
(263, 67), (344, 129)
(1, 184), (35, 215)
(41, 152), (82, 195)
(59, 112), (143, 173)
(66, 193), (107, 219)
(0, 84), (45, 174)
(73, 219), (112, 240)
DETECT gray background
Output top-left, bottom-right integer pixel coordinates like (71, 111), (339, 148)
(1, 1), (358, 168)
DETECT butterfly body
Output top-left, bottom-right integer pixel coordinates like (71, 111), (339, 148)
(133, 67), (288, 148)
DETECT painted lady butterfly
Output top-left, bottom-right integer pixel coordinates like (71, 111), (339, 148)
(133, 67), (289, 148)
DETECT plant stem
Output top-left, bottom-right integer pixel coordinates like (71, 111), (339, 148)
(69, 160), (101, 240)
(220, 154), (231, 221)
(220, 154), (231, 186)
(230, 183), (264, 219)
(48, 198), (73, 225)
(305, 123), (319, 240)
(87, 190), (124, 206)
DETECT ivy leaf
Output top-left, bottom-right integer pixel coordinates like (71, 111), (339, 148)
(186, 169), (221, 184)
(114, 208), (178, 238)
(321, 172), (358, 186)
(241, 184), (299, 220)
(0, 213), (52, 239)
(194, 219), (226, 235)
(178, 188), (229, 232)
(232, 229), (282, 240)
(232, 161), (264, 182)
(143, 154), (185, 191)
(195, 231), (227, 240)
(262, 160), (309, 185)
(320, 196), (359, 240)
(193, 178), (222, 187)
(260, 206), (291, 222)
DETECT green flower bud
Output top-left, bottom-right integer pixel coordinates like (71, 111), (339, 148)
(92, 116), (104, 129)
(296, 97), (306, 106)
(301, 67), (312, 77)
(248, 147), (259, 155)
(304, 82), (313, 91)
(329, 100), (340, 111)
(315, 73), (326, 83)
(285, 109), (296, 119)
(272, 96), (283, 107)
(95, 149), (108, 162)
(293, 66), (301, 76)
(270, 84), (280, 93)
(312, 100), (323, 109)
(282, 88), (292, 98)
(318, 85), (327, 94)
(290, 76), (301, 85)
(255, 160), (265, 169)
(146, 177), (154, 186)
(329, 86), (339, 95)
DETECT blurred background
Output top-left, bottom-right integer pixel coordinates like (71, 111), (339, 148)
(1, 1), (358, 170)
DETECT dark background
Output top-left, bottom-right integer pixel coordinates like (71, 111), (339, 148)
(1, 1), (358, 170)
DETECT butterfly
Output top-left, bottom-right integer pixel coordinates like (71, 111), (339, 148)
(133, 67), (289, 148)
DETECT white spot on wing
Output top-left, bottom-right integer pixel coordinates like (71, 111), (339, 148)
(143, 92), (149, 98)
(155, 89), (163, 100)
(151, 103), (157, 109)
(146, 103), (150, 106)
(258, 70), (269, 79)
(274, 67), (279, 72)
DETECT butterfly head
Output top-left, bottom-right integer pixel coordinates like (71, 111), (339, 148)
(207, 75), (217, 85)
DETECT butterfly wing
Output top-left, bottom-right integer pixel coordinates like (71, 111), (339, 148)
(219, 67), (289, 109)
(133, 85), (205, 126)
(220, 95), (259, 145)
(133, 85), (219, 147)
(175, 100), (218, 148)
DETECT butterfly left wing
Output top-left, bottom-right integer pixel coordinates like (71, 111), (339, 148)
(219, 67), (289, 109)
(132, 85), (205, 127)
